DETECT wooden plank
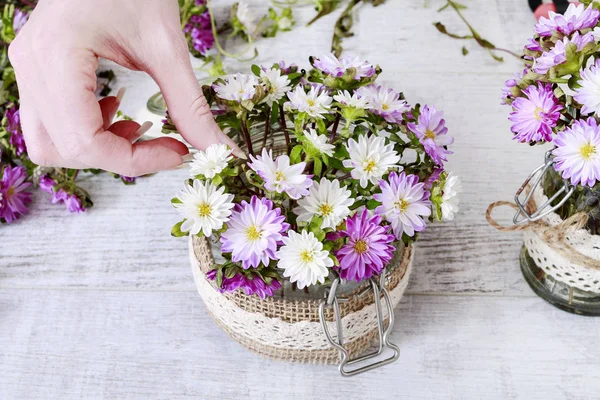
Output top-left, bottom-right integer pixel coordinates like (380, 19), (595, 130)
(1, 289), (599, 399)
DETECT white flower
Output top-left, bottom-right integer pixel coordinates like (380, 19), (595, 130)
(333, 90), (369, 109)
(189, 144), (233, 179)
(286, 85), (332, 119)
(248, 148), (313, 199)
(357, 84), (410, 123)
(260, 68), (292, 106)
(575, 59), (600, 116)
(276, 230), (333, 289)
(303, 128), (335, 156)
(343, 134), (401, 188)
(174, 180), (235, 237)
(294, 178), (354, 229)
(214, 74), (258, 102)
(236, 2), (256, 34)
(441, 172), (461, 221)
(278, 16), (293, 30)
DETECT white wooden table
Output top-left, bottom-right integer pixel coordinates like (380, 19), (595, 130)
(2, 1), (600, 398)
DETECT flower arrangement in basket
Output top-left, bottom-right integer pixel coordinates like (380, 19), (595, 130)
(168, 53), (460, 370)
(490, 1), (600, 315)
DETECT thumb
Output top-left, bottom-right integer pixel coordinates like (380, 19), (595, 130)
(147, 52), (246, 159)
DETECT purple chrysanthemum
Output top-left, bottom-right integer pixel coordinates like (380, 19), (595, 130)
(65, 194), (85, 214)
(12, 9), (28, 34)
(0, 165), (32, 223)
(534, 32), (594, 75)
(535, 3), (600, 37)
(407, 105), (453, 166)
(207, 269), (281, 299)
(51, 189), (68, 204)
(5, 106), (26, 156)
(525, 38), (543, 52)
(39, 175), (56, 194)
(501, 69), (527, 104)
(184, 11), (214, 55)
(508, 83), (563, 143)
(424, 168), (443, 190)
(334, 209), (395, 282)
(373, 171), (431, 239)
(553, 117), (600, 187)
(220, 196), (289, 269)
(356, 84), (409, 124)
(313, 53), (376, 80)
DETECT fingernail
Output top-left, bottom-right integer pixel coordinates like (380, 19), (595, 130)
(116, 87), (126, 103)
(182, 153), (195, 163)
(233, 149), (248, 160)
(135, 121), (153, 136)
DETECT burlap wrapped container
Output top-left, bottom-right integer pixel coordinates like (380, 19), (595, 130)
(189, 236), (413, 364)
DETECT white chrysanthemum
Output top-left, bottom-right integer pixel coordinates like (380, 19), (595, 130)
(248, 148), (312, 199)
(293, 178), (354, 229)
(286, 85), (332, 119)
(575, 59), (600, 116)
(343, 134), (401, 188)
(174, 180), (235, 237)
(333, 90), (368, 109)
(441, 173), (461, 221)
(303, 128), (335, 156)
(260, 68), (292, 106)
(189, 144), (233, 179)
(276, 230), (333, 289)
(214, 74), (258, 102)
(236, 2), (256, 34)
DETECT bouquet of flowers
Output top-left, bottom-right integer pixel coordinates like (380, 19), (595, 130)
(502, 1), (600, 232)
(170, 53), (461, 298)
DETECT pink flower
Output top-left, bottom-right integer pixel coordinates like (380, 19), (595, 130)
(0, 165), (32, 223)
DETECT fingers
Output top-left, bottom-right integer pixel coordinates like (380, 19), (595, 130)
(534, 4), (556, 20)
(146, 45), (246, 159)
(99, 87), (126, 130)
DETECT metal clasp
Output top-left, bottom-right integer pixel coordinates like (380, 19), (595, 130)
(318, 274), (400, 376)
(513, 150), (574, 224)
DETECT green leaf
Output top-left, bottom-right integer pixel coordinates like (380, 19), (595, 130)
(171, 221), (188, 237)
(461, 46), (469, 56)
(313, 157), (322, 176)
(290, 145), (304, 164)
(171, 197), (182, 205)
(216, 268), (224, 288)
(212, 175), (223, 186)
(328, 157), (346, 171)
(366, 199), (380, 210)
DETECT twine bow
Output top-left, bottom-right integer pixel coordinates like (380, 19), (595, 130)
(485, 191), (600, 271)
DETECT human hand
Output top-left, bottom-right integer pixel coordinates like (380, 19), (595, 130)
(9, 0), (243, 177)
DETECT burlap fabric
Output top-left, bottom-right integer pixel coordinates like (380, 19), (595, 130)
(189, 235), (413, 364)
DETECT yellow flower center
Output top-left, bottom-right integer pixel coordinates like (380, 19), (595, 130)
(198, 202), (212, 217)
(533, 107), (543, 121)
(354, 239), (369, 254)
(363, 159), (377, 173)
(307, 99), (315, 107)
(395, 198), (409, 212)
(424, 129), (435, 139)
(580, 143), (597, 160)
(275, 171), (285, 181)
(318, 203), (333, 216)
(300, 250), (315, 263)
(246, 225), (261, 241)
(382, 103), (389, 111)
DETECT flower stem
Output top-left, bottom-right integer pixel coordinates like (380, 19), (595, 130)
(329, 114), (341, 142)
(261, 107), (271, 150)
(279, 105), (290, 149)
(240, 119), (254, 156)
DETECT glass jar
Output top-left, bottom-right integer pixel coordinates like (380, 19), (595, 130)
(520, 166), (600, 316)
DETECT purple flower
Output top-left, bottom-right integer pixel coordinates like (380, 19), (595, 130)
(120, 175), (136, 183)
(12, 9), (28, 34)
(553, 117), (600, 187)
(501, 69), (527, 104)
(424, 168), (443, 190)
(535, 3), (600, 37)
(525, 38), (543, 52)
(373, 171), (431, 239)
(334, 209), (395, 282)
(407, 105), (453, 166)
(220, 196), (289, 269)
(356, 84), (409, 124)
(5, 106), (26, 156)
(508, 83), (563, 143)
(65, 194), (85, 214)
(207, 269), (281, 299)
(0, 165), (32, 223)
(534, 32), (594, 75)
(184, 11), (214, 55)
(51, 189), (69, 204)
(39, 175), (56, 194)
(313, 53), (376, 80)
